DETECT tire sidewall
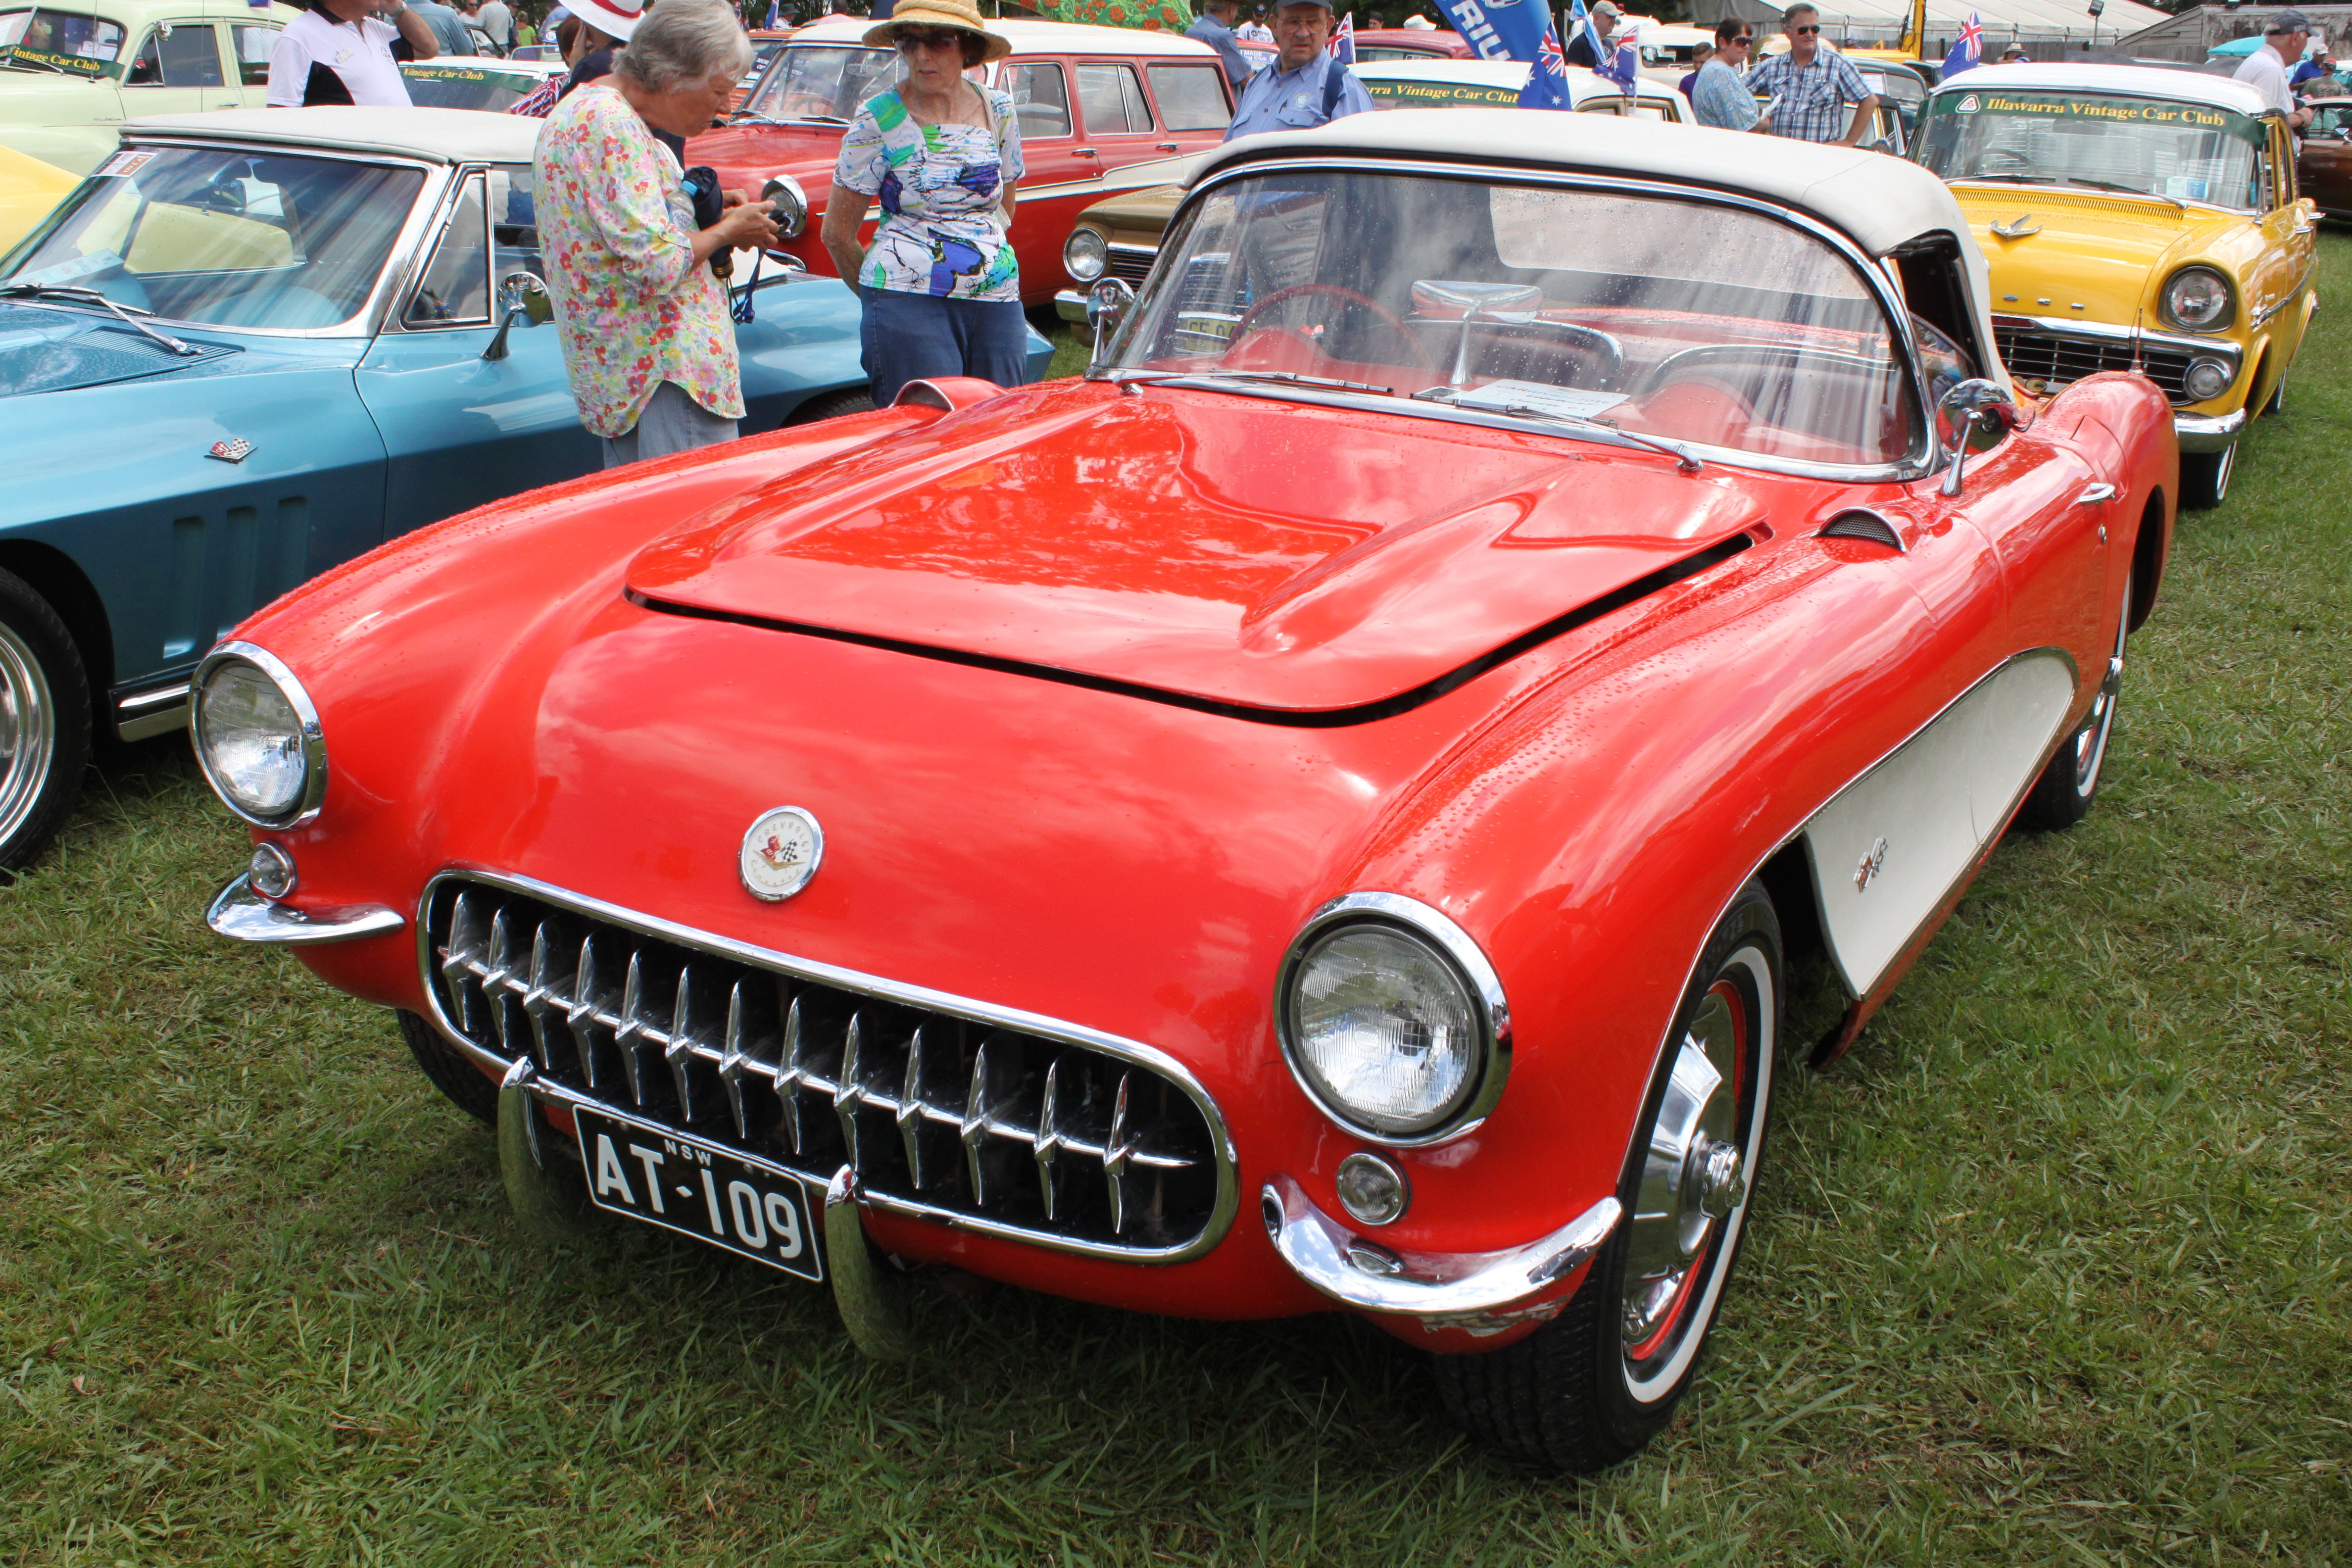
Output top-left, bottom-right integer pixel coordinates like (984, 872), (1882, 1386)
(0, 567), (92, 875)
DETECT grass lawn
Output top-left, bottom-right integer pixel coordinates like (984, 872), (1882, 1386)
(4, 236), (2348, 1567)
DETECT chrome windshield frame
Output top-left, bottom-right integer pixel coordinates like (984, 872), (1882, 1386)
(1106, 154), (1942, 487)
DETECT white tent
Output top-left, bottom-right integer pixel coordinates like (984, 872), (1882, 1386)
(1681, 0), (2169, 49)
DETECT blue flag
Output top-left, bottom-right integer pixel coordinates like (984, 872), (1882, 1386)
(1596, 31), (1638, 93)
(1941, 12), (1983, 77)
(763, 0), (779, 25)
(1432, 0), (1571, 109)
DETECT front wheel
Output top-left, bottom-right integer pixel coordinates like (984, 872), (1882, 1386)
(1434, 881), (1780, 1471)
(2180, 442), (2234, 509)
(786, 387), (876, 425)
(0, 567), (91, 877)
(2015, 605), (2127, 832)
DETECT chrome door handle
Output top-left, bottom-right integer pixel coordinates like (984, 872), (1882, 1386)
(1155, 142), (1178, 151)
(2073, 483), (2117, 506)
(1073, 147), (1098, 158)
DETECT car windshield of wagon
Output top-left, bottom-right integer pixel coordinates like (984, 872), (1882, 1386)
(0, 6), (126, 77)
(1915, 91), (2267, 211)
(400, 62), (540, 111)
(2, 147), (425, 331)
(1106, 170), (1922, 469)
(740, 43), (898, 123)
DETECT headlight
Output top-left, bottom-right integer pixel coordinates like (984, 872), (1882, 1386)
(2184, 357), (2234, 401)
(1064, 226), (1108, 284)
(191, 642), (326, 827)
(2159, 267), (2232, 333)
(1276, 894), (1509, 1144)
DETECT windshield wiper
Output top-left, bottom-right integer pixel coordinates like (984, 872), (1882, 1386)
(1415, 388), (1703, 474)
(728, 110), (783, 125)
(1961, 172), (2054, 185)
(0, 284), (198, 355)
(1090, 366), (1396, 395)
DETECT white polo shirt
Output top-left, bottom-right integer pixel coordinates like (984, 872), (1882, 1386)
(266, 9), (412, 107)
(2233, 41), (2293, 116)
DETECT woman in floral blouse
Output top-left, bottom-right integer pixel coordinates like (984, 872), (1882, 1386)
(819, 0), (1028, 405)
(534, 0), (781, 466)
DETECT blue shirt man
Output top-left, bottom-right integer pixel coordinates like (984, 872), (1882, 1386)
(1187, 0), (1251, 87)
(1223, 0), (1371, 141)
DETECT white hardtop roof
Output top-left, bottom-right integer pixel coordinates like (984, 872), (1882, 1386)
(787, 15), (1215, 58)
(0, 0), (299, 22)
(1353, 57), (1685, 102)
(1191, 105), (1962, 258)
(121, 106), (542, 165)
(1926, 62), (2274, 116)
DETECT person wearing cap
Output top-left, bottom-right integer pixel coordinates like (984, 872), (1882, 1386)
(2236, 10), (2315, 134)
(2290, 46), (2332, 90)
(267, 0), (439, 106)
(1565, 1), (1620, 68)
(1746, 3), (1876, 146)
(536, 0), (781, 465)
(1188, 0), (1253, 88)
(1222, 0), (1372, 141)
(819, 0), (1029, 404)
(1237, 8), (1273, 41)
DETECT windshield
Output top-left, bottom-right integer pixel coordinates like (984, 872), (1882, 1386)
(2, 147), (424, 330)
(1915, 91), (2267, 210)
(0, 6), (125, 75)
(741, 43), (897, 122)
(400, 63), (541, 110)
(1105, 170), (1918, 469)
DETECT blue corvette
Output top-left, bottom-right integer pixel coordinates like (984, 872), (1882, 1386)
(0, 107), (1053, 872)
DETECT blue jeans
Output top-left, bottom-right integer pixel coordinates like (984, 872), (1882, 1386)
(859, 288), (1031, 407)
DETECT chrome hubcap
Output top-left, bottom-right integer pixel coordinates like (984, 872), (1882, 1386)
(1620, 980), (1746, 1359)
(2071, 615), (2128, 796)
(0, 619), (57, 854)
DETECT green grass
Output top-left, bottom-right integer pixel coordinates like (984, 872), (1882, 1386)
(5, 236), (2349, 1565)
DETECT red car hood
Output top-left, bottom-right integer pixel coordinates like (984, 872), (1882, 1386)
(626, 383), (1764, 715)
(686, 123), (845, 185)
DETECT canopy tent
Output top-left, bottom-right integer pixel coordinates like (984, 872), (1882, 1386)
(1685, 0), (2169, 49)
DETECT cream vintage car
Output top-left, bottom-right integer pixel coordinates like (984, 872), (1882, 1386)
(1912, 64), (2317, 506)
(0, 0), (298, 174)
(1057, 60), (1692, 322)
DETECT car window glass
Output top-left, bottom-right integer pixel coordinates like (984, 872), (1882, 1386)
(1077, 63), (1149, 135)
(743, 44), (896, 122)
(229, 21), (275, 87)
(1915, 92), (2266, 211)
(0, 7), (125, 71)
(127, 21), (224, 87)
(3, 146), (423, 330)
(407, 173), (490, 326)
(1004, 61), (1071, 138)
(402, 62), (539, 110)
(1148, 64), (1230, 131)
(489, 162), (541, 282)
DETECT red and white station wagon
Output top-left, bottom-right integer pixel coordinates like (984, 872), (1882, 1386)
(686, 17), (1236, 308)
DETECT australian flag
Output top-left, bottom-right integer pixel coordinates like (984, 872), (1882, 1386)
(1942, 12), (1984, 77)
(1433, 0), (1570, 108)
(1596, 29), (1639, 93)
(1327, 11), (1355, 63)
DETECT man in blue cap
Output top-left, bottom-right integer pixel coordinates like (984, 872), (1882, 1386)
(1222, 0), (1371, 140)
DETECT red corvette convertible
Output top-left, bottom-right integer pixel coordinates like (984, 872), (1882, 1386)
(197, 111), (2175, 1471)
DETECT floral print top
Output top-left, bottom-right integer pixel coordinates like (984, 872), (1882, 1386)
(834, 86), (1022, 302)
(534, 84), (742, 438)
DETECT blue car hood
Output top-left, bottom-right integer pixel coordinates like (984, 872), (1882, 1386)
(0, 301), (243, 397)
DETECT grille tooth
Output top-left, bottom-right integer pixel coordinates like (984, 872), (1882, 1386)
(1995, 326), (2198, 403)
(423, 878), (1225, 1255)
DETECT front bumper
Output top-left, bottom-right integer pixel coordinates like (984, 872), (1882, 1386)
(1054, 288), (1090, 325)
(207, 871), (406, 945)
(2174, 406), (2249, 453)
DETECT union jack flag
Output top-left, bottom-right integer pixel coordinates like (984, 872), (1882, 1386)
(1327, 12), (1355, 63)
(1942, 11), (1984, 76)
(1536, 29), (1566, 78)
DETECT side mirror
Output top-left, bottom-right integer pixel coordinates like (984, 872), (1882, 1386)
(761, 174), (807, 240)
(1087, 276), (1134, 367)
(1936, 376), (2019, 496)
(481, 269), (551, 361)
(1862, 136), (1895, 155)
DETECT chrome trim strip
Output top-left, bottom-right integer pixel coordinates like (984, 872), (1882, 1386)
(1053, 287), (1090, 324)
(116, 680), (190, 742)
(412, 867), (1242, 1265)
(1163, 155), (1940, 486)
(2174, 406), (2248, 452)
(1991, 312), (2242, 365)
(1261, 1174), (1620, 1320)
(188, 641), (329, 829)
(206, 872), (404, 946)
(1272, 890), (1511, 1148)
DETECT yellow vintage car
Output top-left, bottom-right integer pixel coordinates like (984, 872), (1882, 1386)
(1913, 64), (2318, 506)
(0, 141), (73, 253)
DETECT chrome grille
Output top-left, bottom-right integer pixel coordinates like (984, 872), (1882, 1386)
(1105, 242), (1156, 286)
(1993, 325), (2194, 403)
(422, 875), (1230, 1258)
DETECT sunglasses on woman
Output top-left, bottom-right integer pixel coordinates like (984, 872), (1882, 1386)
(1733, 33), (1754, 44)
(896, 29), (965, 52)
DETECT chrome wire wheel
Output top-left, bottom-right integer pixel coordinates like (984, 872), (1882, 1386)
(0, 616), (57, 858)
(2067, 610), (2128, 800)
(1617, 946), (1773, 1404)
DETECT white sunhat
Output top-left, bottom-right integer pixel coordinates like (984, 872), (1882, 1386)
(565, 0), (641, 43)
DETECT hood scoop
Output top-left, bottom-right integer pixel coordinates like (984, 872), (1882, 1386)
(627, 387), (1763, 720)
(0, 304), (236, 398)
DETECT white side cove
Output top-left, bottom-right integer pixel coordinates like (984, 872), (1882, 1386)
(1803, 650), (2078, 997)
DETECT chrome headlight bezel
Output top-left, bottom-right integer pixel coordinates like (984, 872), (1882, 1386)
(190, 641), (328, 829)
(1274, 892), (1512, 1148)
(1063, 225), (1108, 284)
(2157, 265), (2234, 334)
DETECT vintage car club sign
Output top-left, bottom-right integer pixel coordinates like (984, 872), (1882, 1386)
(739, 806), (823, 901)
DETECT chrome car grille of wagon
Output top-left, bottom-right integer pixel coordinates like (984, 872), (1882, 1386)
(420, 874), (1234, 1261)
(1992, 322), (2196, 403)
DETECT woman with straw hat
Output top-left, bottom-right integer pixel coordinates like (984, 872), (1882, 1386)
(819, 0), (1029, 404)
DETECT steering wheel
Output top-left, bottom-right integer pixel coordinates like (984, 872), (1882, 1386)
(1234, 283), (1429, 368)
(1975, 146), (2037, 176)
(191, 176), (249, 216)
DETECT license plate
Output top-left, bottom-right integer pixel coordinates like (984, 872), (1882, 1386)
(573, 1107), (825, 1282)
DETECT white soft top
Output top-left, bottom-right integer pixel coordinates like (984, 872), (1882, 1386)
(123, 107), (543, 165)
(1926, 62), (2274, 117)
(787, 14), (1216, 58)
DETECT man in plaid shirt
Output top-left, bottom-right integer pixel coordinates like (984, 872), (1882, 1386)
(1746, 3), (1877, 147)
